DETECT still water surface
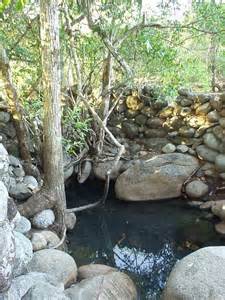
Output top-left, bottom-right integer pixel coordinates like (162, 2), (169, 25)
(66, 178), (223, 299)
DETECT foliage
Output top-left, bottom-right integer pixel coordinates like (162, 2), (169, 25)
(62, 107), (92, 156)
(2, 0), (225, 155)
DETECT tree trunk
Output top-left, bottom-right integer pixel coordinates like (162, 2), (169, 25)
(209, 34), (217, 92)
(40, 0), (66, 234)
(0, 46), (33, 172)
(19, 0), (66, 236)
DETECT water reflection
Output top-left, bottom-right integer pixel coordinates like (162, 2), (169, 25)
(66, 179), (223, 300)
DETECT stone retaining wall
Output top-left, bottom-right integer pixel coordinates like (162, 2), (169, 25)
(108, 87), (225, 179)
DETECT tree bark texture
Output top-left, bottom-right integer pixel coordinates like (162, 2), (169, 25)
(0, 46), (32, 167)
(40, 0), (66, 232)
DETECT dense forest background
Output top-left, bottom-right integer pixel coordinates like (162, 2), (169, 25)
(1, 0), (225, 157)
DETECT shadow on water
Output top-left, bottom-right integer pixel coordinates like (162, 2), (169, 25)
(66, 177), (224, 300)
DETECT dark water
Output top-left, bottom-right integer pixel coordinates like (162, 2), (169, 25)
(66, 178), (223, 300)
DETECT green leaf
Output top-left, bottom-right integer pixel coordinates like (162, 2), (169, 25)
(15, 0), (26, 11)
(3, 0), (11, 5)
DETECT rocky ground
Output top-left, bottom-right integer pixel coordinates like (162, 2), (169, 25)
(0, 142), (137, 299)
(1, 86), (225, 299)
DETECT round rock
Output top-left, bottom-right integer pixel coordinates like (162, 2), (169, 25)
(32, 209), (55, 229)
(27, 249), (77, 287)
(14, 216), (31, 234)
(176, 144), (189, 153)
(215, 154), (225, 171)
(162, 143), (176, 154)
(78, 264), (117, 280)
(203, 133), (221, 151)
(185, 180), (209, 198)
(65, 271), (137, 300)
(196, 145), (219, 162)
(162, 247), (225, 300)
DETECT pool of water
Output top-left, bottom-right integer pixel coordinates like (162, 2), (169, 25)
(66, 177), (224, 300)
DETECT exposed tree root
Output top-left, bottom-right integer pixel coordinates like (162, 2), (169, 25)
(66, 172), (110, 213)
(17, 188), (54, 218)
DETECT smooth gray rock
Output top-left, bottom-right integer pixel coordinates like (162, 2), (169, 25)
(27, 249), (77, 287)
(176, 144), (189, 153)
(0, 181), (8, 221)
(1, 272), (64, 300)
(8, 155), (21, 167)
(14, 216), (31, 234)
(23, 175), (38, 191)
(0, 111), (10, 123)
(65, 271), (137, 300)
(78, 264), (117, 280)
(9, 182), (32, 201)
(213, 125), (224, 140)
(94, 160), (125, 180)
(203, 133), (221, 150)
(23, 282), (69, 300)
(13, 231), (33, 277)
(219, 117), (225, 128)
(215, 154), (225, 172)
(211, 200), (225, 222)
(30, 230), (61, 251)
(0, 143), (9, 188)
(31, 232), (47, 252)
(32, 209), (55, 229)
(162, 247), (225, 300)
(39, 230), (61, 248)
(207, 110), (220, 122)
(115, 153), (199, 201)
(162, 143), (176, 154)
(12, 165), (25, 178)
(196, 145), (219, 162)
(185, 180), (209, 198)
(0, 221), (15, 292)
(178, 127), (195, 138)
(65, 212), (76, 231)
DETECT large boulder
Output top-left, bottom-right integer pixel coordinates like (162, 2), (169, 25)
(22, 282), (69, 300)
(65, 271), (137, 300)
(162, 247), (225, 300)
(13, 231), (33, 277)
(27, 249), (77, 287)
(78, 264), (117, 280)
(1, 272), (64, 300)
(0, 143), (9, 188)
(0, 181), (15, 292)
(115, 153), (199, 201)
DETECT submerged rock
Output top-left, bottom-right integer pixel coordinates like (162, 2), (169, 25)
(162, 247), (225, 300)
(115, 153), (199, 201)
